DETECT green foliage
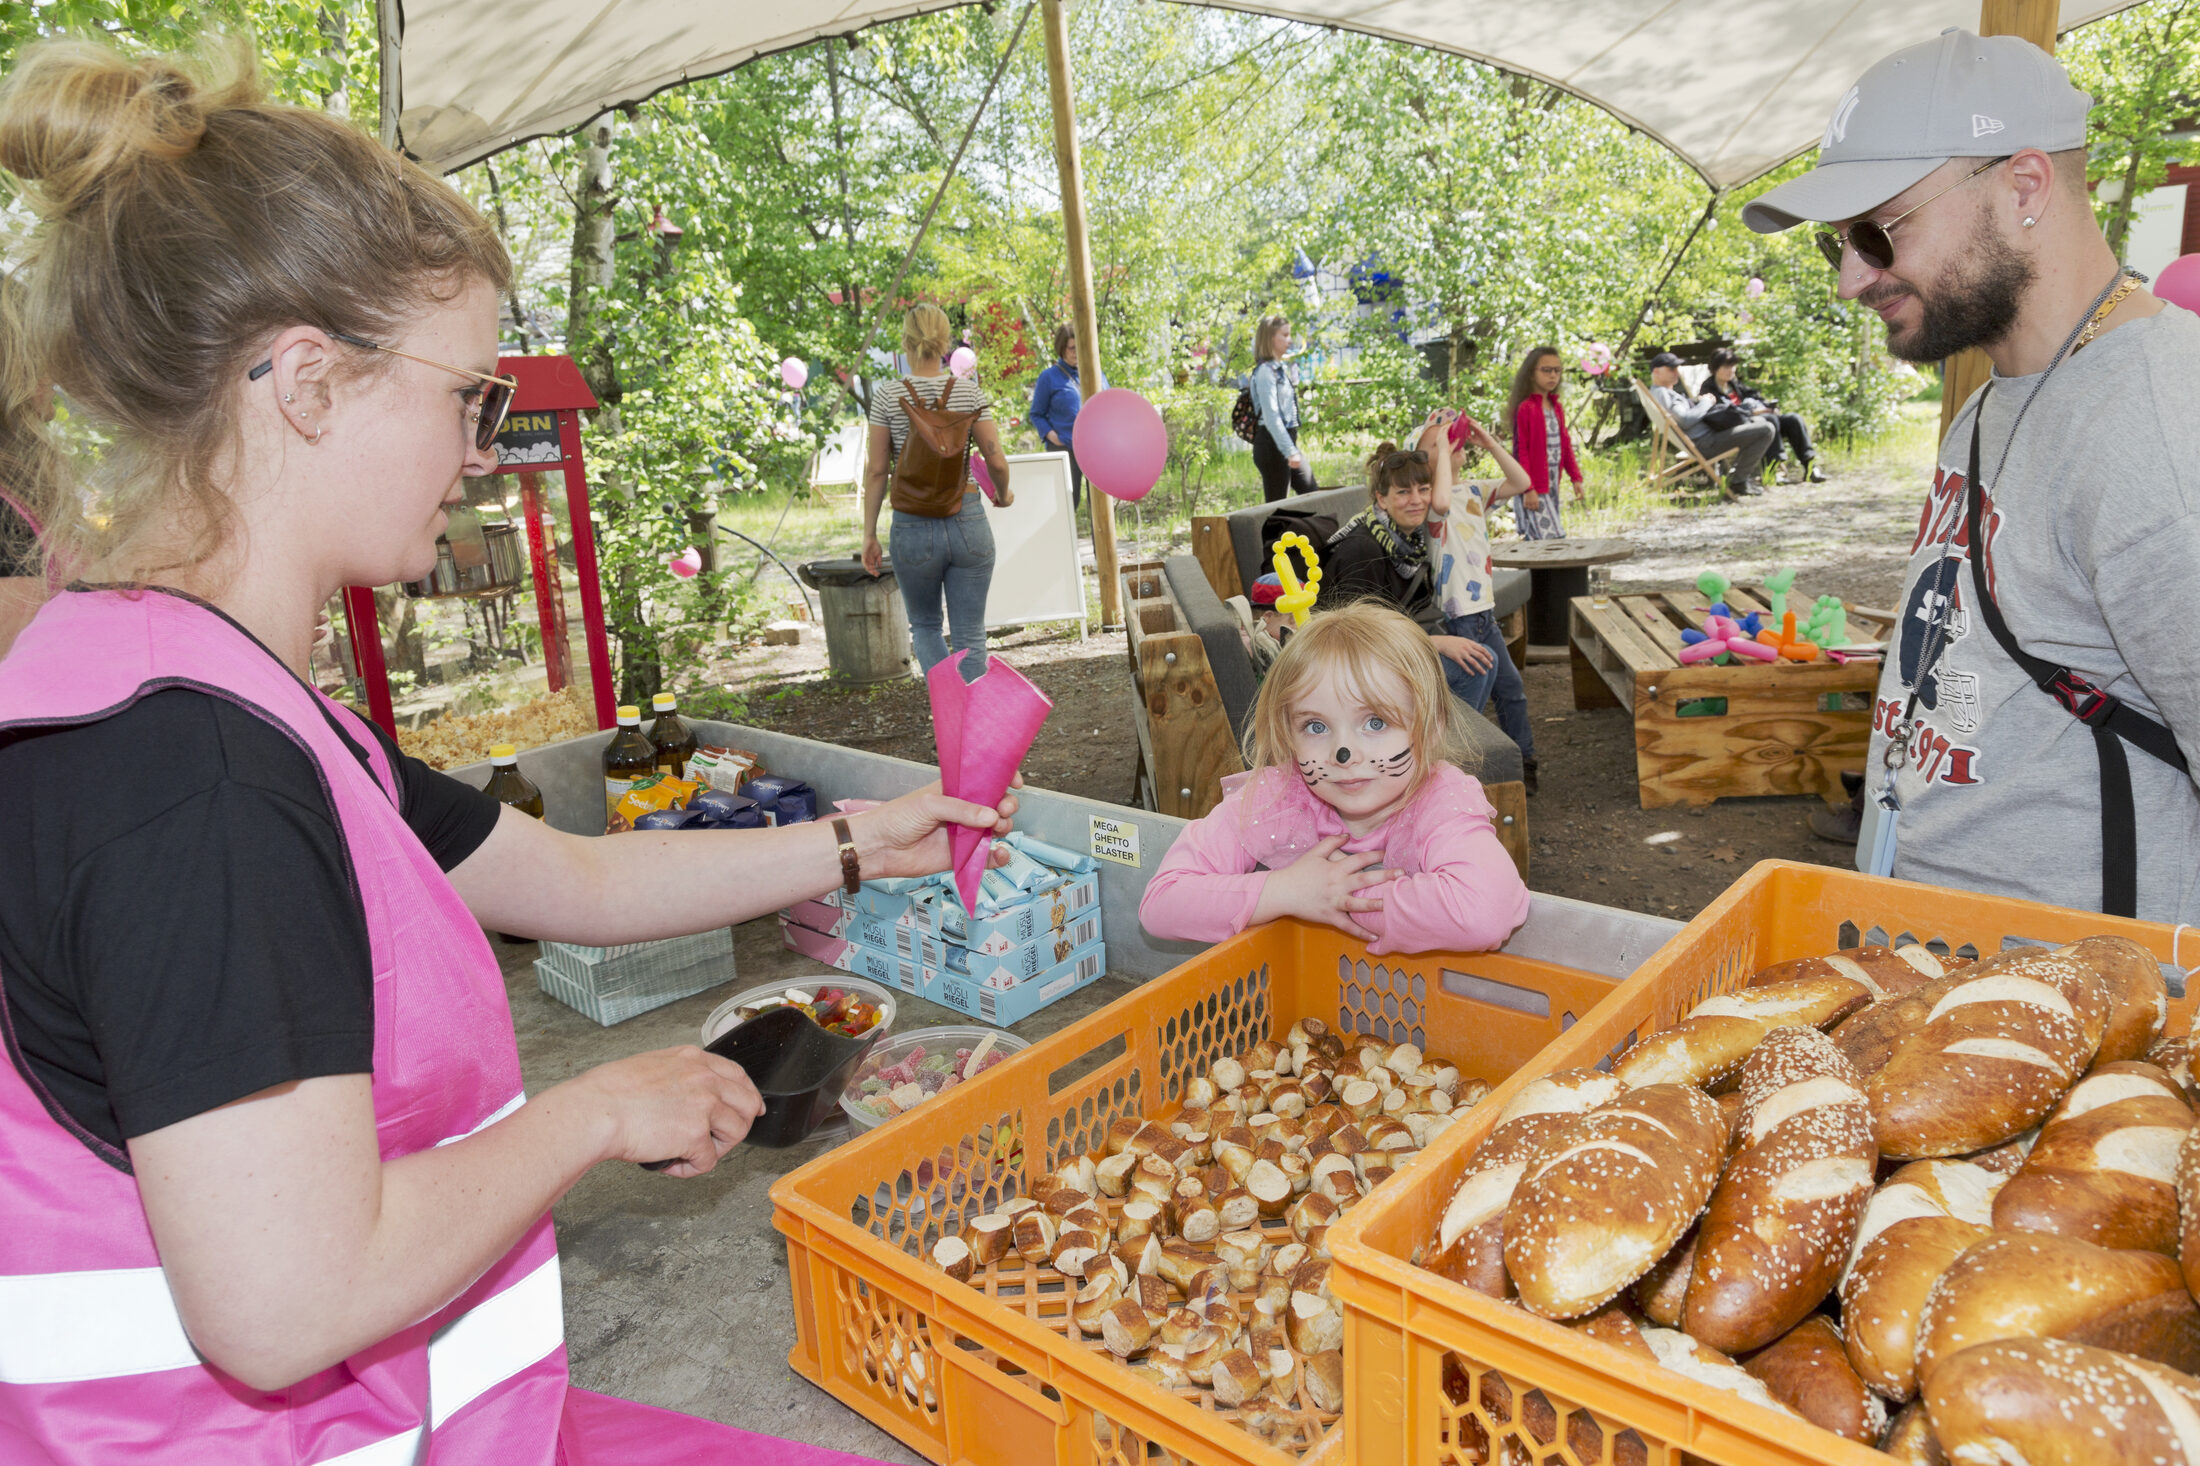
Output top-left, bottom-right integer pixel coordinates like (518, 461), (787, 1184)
(2063, 0), (2200, 260)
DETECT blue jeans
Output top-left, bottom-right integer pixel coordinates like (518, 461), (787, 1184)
(1443, 611), (1534, 762)
(891, 491), (995, 679)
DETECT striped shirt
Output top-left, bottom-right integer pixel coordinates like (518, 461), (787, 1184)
(869, 374), (992, 461)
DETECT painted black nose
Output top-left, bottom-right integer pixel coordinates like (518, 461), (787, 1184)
(1335, 746), (1352, 765)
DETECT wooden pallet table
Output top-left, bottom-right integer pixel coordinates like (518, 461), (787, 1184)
(1568, 585), (1896, 810)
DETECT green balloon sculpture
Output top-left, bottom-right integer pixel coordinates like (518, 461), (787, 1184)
(1763, 566), (1799, 619)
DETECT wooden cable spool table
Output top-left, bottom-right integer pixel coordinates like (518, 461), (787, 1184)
(1569, 582), (1895, 810)
(1489, 536), (1639, 647)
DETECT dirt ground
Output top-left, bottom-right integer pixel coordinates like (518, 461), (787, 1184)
(724, 434), (1934, 923)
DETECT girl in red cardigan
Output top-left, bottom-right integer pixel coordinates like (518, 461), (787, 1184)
(1507, 345), (1584, 540)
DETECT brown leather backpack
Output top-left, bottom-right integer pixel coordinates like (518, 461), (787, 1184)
(889, 379), (980, 518)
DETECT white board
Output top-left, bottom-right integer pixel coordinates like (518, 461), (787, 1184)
(983, 452), (1085, 630)
(808, 422), (868, 487)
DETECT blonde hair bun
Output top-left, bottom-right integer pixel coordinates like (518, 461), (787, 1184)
(0, 38), (253, 215)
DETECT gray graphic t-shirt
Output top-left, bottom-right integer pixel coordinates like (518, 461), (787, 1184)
(1868, 306), (2200, 921)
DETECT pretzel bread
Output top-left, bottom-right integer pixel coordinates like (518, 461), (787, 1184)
(2063, 935), (2169, 1063)
(1748, 945), (1965, 1001)
(1612, 979), (1872, 1091)
(1828, 972), (1971, 1080)
(1741, 1315), (1886, 1443)
(1423, 1067), (1620, 1295)
(1914, 1232), (2186, 1387)
(1503, 1084), (1726, 1320)
(1841, 1214), (1991, 1402)
(1683, 1027), (1876, 1353)
(1867, 949), (2110, 1159)
(1842, 1159), (2003, 1291)
(1925, 1337), (2200, 1466)
(1991, 1060), (2193, 1254)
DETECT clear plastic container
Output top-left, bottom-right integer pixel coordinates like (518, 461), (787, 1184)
(701, 977), (897, 1049)
(839, 1025), (1030, 1132)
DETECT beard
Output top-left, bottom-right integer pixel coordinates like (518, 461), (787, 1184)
(1865, 207), (2034, 363)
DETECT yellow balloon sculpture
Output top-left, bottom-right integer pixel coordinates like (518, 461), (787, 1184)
(1271, 532), (1322, 626)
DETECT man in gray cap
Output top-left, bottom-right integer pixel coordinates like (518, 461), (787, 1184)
(1745, 28), (2200, 921)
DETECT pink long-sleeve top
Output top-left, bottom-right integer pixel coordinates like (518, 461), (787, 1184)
(1138, 763), (1530, 955)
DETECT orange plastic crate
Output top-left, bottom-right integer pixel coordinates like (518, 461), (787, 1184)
(768, 917), (1632, 1466)
(1327, 860), (2200, 1466)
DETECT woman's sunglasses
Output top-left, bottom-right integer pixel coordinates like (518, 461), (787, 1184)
(248, 331), (519, 451)
(1814, 155), (2009, 271)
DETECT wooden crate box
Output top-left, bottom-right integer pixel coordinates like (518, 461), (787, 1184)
(1569, 584), (1895, 810)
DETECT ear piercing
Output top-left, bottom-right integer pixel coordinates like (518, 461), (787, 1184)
(2022, 216), (2037, 228)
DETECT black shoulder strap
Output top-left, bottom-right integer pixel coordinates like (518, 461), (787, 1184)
(1962, 413), (2188, 916)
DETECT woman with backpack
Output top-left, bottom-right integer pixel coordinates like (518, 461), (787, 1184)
(862, 304), (1014, 680)
(1247, 313), (1316, 502)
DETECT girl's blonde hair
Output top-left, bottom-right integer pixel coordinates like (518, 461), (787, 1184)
(902, 303), (953, 362)
(1254, 314), (1291, 364)
(1245, 601), (1473, 802)
(0, 36), (511, 584)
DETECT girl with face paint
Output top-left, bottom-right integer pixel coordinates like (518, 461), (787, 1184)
(1138, 602), (1529, 954)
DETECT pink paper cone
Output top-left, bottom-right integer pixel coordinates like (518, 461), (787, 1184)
(926, 652), (1053, 914)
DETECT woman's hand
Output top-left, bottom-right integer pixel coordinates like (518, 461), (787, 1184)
(1523, 491), (1546, 511)
(1288, 455), (1304, 471)
(862, 535), (884, 577)
(1430, 634), (1495, 674)
(1257, 834), (1393, 942)
(558, 1047), (765, 1178)
(851, 778), (1022, 881)
(1456, 414), (1501, 455)
(1571, 479), (1587, 503)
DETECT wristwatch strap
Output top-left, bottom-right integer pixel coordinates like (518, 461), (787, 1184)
(831, 816), (861, 897)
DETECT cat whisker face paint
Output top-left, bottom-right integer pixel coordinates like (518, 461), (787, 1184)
(1287, 664), (1421, 833)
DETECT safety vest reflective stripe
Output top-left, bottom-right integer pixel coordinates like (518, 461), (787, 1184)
(0, 1267), (199, 1384)
(428, 1255), (563, 1428)
(0, 1250), (561, 1418)
(434, 1091), (527, 1148)
(319, 1426), (426, 1466)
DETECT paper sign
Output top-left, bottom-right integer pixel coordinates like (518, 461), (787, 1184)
(1089, 815), (1140, 868)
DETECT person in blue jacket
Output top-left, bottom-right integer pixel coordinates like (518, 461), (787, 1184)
(1028, 324), (1084, 507)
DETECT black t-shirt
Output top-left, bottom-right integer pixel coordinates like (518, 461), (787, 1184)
(0, 683), (503, 1167)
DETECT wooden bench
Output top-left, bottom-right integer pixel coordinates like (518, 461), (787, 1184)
(1569, 584), (1896, 810)
(1121, 561), (1247, 820)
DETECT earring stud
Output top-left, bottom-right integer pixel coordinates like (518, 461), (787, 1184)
(283, 392), (294, 403)
(2022, 216), (2037, 228)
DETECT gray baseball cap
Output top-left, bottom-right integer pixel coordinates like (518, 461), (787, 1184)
(1742, 29), (2091, 234)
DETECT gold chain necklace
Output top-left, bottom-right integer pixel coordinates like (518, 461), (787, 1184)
(2074, 271), (2143, 353)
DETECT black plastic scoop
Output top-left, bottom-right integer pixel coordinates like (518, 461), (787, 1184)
(640, 1005), (883, 1165)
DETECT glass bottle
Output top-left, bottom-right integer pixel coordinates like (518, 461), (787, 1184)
(483, 742), (544, 820)
(647, 691), (697, 779)
(603, 705), (657, 825)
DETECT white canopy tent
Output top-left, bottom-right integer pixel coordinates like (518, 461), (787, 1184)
(387, 0), (2136, 189)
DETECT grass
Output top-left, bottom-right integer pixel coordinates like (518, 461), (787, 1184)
(711, 399), (1944, 610)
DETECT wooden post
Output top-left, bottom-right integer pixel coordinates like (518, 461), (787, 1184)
(1041, 0), (1122, 629)
(376, 0), (400, 152)
(1940, 0), (2062, 441)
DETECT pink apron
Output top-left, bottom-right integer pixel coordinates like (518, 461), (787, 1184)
(0, 589), (810, 1464)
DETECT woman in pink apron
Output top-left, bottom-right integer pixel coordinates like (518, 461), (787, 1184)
(0, 41), (1010, 1464)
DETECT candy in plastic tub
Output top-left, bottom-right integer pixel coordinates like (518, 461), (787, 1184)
(841, 1026), (1031, 1131)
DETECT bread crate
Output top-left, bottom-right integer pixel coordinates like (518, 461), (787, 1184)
(533, 926), (736, 1025)
(1327, 861), (2200, 1466)
(768, 906), (1672, 1466)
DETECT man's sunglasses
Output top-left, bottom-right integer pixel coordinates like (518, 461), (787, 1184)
(1814, 156), (2010, 271)
(248, 331), (519, 451)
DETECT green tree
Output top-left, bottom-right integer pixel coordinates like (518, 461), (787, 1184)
(2062, 0), (2200, 261)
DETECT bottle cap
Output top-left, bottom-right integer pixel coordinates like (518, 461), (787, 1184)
(617, 705), (641, 724)
(489, 743), (518, 763)
(652, 692), (676, 710)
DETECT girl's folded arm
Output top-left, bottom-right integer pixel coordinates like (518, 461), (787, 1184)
(1356, 802), (1530, 955)
(1137, 795), (1271, 943)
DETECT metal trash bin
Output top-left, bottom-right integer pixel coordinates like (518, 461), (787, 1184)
(796, 558), (911, 684)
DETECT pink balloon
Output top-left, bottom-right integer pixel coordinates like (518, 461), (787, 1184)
(779, 356), (809, 390)
(1076, 389), (1168, 502)
(667, 547), (702, 579)
(947, 346), (977, 378)
(2157, 254), (2200, 315)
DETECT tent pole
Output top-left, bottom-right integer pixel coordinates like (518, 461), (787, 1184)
(376, 0), (400, 152)
(1940, 0), (2059, 442)
(1586, 187), (1721, 442)
(1042, 0), (1121, 630)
